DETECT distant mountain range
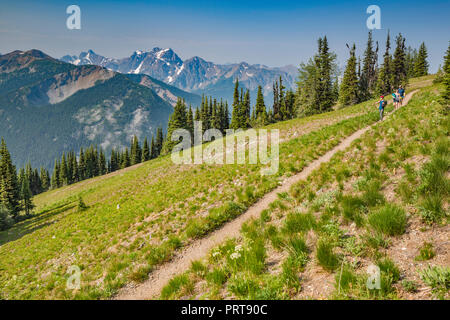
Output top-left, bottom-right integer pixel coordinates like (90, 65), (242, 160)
(61, 48), (298, 103)
(0, 50), (200, 170)
(0, 48), (297, 170)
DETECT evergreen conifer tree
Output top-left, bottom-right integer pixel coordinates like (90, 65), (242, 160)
(285, 90), (295, 119)
(255, 85), (266, 122)
(155, 127), (164, 157)
(272, 81), (280, 119)
(317, 36), (335, 112)
(392, 33), (407, 88)
(186, 106), (194, 139)
(51, 159), (60, 189)
(414, 42), (429, 77)
(20, 177), (34, 215)
(150, 135), (156, 159)
(405, 46), (418, 78)
(78, 147), (86, 181)
(142, 137), (150, 162)
(130, 135), (142, 165)
(295, 36), (336, 116)
(230, 79), (242, 129)
(242, 90), (251, 128)
(40, 167), (50, 191)
(59, 153), (68, 186)
(360, 31), (379, 100)
(162, 98), (187, 154)
(376, 31), (393, 95)
(98, 149), (107, 175)
(339, 44), (359, 106)
(224, 102), (230, 130)
(0, 138), (23, 218)
(121, 148), (130, 169)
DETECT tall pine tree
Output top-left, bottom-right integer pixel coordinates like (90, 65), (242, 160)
(255, 85), (267, 123)
(20, 177), (34, 215)
(376, 31), (393, 95)
(130, 135), (142, 165)
(230, 79), (242, 129)
(295, 36), (336, 116)
(162, 98), (187, 154)
(405, 46), (418, 78)
(0, 138), (21, 217)
(414, 42), (429, 77)
(142, 137), (150, 162)
(339, 44), (359, 106)
(392, 33), (407, 88)
(317, 36), (335, 112)
(155, 127), (164, 157)
(360, 31), (379, 100)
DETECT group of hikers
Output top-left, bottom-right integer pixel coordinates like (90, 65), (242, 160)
(377, 85), (406, 121)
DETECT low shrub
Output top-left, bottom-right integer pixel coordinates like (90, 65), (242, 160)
(77, 196), (88, 211)
(402, 279), (418, 293)
(419, 265), (450, 299)
(415, 242), (435, 261)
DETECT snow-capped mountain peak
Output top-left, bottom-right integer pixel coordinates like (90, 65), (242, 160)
(60, 47), (297, 103)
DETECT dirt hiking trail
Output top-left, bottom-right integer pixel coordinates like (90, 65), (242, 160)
(115, 90), (418, 300)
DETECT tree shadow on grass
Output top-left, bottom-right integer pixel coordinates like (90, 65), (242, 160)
(0, 201), (76, 246)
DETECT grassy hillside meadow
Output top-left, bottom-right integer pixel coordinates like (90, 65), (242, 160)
(161, 82), (449, 300)
(0, 76), (445, 299)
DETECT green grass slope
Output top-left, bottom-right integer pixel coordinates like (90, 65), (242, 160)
(0, 77), (436, 299)
(161, 83), (449, 300)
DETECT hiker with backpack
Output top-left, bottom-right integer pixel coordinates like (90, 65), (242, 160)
(392, 90), (399, 109)
(398, 85), (405, 106)
(377, 96), (387, 121)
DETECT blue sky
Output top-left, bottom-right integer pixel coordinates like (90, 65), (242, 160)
(1, 0), (449, 71)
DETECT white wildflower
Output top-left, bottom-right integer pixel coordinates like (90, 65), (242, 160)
(230, 252), (241, 260)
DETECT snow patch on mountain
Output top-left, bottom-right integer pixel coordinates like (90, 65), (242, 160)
(133, 61), (144, 74)
(60, 48), (298, 102)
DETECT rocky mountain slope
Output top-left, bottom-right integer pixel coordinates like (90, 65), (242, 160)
(0, 50), (199, 170)
(61, 48), (298, 103)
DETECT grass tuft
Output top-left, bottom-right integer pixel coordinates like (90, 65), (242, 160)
(316, 239), (340, 272)
(282, 212), (315, 234)
(368, 204), (407, 236)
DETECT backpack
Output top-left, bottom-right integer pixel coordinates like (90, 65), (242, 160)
(382, 101), (387, 108)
